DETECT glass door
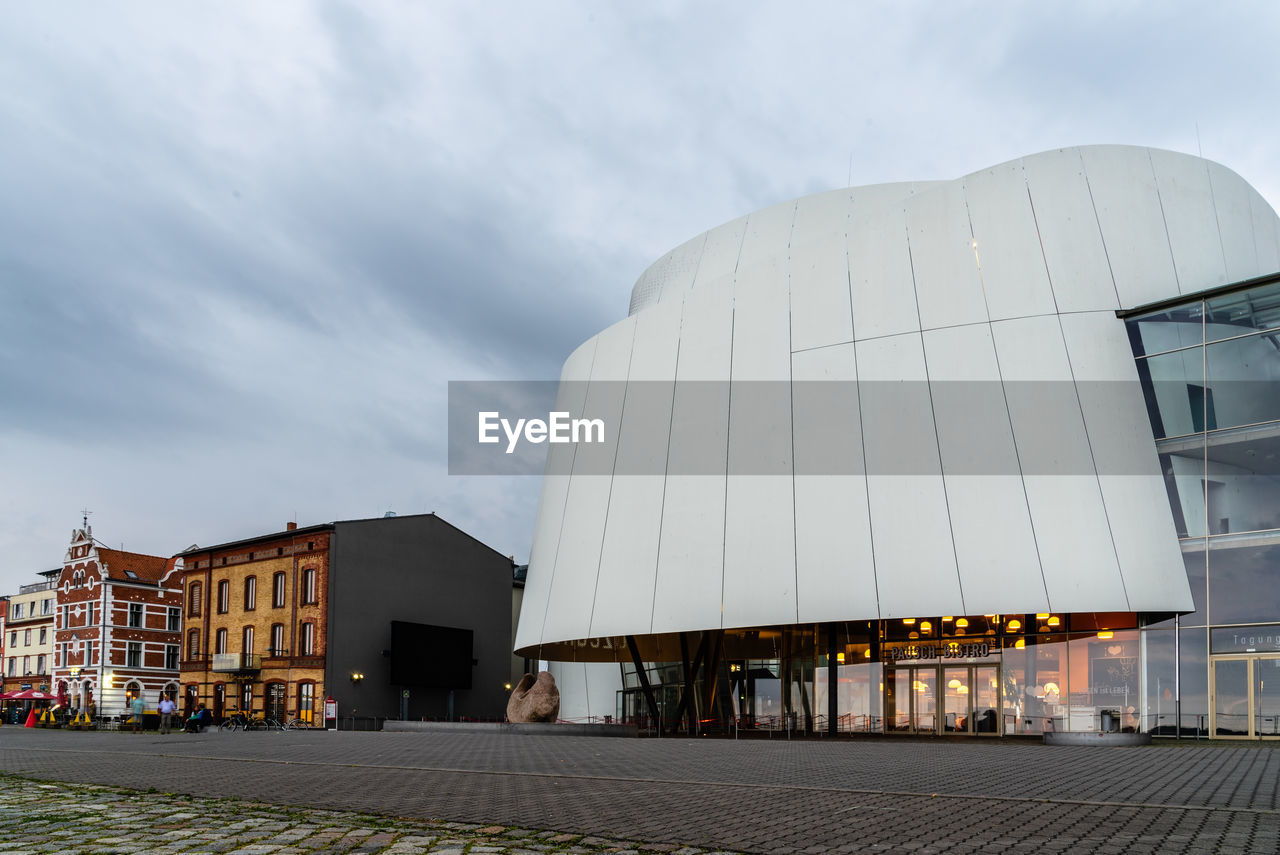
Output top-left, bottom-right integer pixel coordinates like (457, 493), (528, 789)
(943, 668), (969, 732)
(912, 667), (937, 733)
(1211, 655), (1280, 739)
(1256, 657), (1280, 738)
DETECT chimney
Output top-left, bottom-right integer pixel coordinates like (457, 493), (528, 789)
(286, 522), (297, 531)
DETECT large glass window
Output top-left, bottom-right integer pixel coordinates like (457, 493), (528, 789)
(1208, 540), (1280, 625)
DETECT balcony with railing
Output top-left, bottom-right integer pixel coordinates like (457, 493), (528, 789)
(211, 653), (261, 673)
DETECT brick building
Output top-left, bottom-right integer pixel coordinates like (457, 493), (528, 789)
(51, 526), (183, 717)
(2, 571), (58, 695)
(178, 513), (513, 726)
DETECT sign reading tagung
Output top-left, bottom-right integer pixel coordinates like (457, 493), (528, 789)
(1211, 625), (1280, 654)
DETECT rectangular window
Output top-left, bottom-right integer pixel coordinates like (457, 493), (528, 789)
(272, 572), (286, 608)
(244, 576), (257, 611)
(215, 628), (227, 655)
(165, 645), (179, 671)
(301, 568), (317, 605)
(168, 607), (180, 632)
(23, 655), (30, 674)
(300, 621), (315, 655)
(39, 627), (46, 644)
(243, 626), (254, 654)
(8, 631), (14, 647)
(217, 580), (229, 614)
(11, 603), (22, 620)
(36, 654), (45, 674)
(128, 603), (143, 628)
(126, 642), (141, 668)
(88, 602), (96, 626)
(24, 629), (31, 646)
(87, 640), (95, 665)
(187, 629), (200, 660)
(42, 598), (52, 615)
(270, 624), (284, 656)
(6, 658), (14, 676)
(188, 582), (202, 617)
(62, 604), (70, 628)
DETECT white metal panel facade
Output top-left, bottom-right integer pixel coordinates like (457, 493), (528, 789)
(521, 145), (1275, 657)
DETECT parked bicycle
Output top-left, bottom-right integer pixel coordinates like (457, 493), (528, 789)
(219, 709), (283, 732)
(285, 717), (320, 730)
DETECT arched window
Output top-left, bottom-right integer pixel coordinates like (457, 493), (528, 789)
(188, 581), (202, 617)
(125, 680), (142, 702)
(243, 576), (257, 610)
(187, 629), (200, 660)
(299, 621), (315, 656)
(243, 625), (254, 655)
(272, 571), (286, 608)
(215, 628), (227, 655)
(269, 623), (285, 657)
(300, 567), (317, 604)
(216, 580), (229, 614)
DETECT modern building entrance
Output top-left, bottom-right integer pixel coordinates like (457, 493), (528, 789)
(1210, 655), (1280, 738)
(885, 664), (1000, 735)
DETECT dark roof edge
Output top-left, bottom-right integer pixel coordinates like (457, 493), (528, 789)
(174, 523), (335, 559)
(332, 512), (516, 566)
(1117, 270), (1280, 319)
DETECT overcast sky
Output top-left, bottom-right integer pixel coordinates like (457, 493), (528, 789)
(2, 2), (1277, 593)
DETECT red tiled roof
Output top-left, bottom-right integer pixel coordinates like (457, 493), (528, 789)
(96, 548), (168, 583)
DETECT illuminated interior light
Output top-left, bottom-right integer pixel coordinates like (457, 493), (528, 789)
(1047, 616), (1060, 627)
(836, 652), (845, 663)
(1007, 619), (1022, 631)
(902, 618), (915, 625)
(955, 618), (969, 628)
(1097, 631), (1113, 639)
(948, 678), (962, 689)
(942, 616), (954, 622)
(863, 648), (871, 658)
(1014, 639), (1025, 649)
(1035, 613), (1050, 620)
(920, 621), (932, 633)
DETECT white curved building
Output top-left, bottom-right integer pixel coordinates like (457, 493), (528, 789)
(516, 146), (1280, 738)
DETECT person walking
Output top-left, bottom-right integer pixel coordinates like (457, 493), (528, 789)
(130, 693), (145, 732)
(158, 694), (176, 734)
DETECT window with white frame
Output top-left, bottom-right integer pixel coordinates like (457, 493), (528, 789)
(128, 603), (143, 628)
(272, 571), (286, 608)
(301, 567), (317, 604)
(126, 642), (141, 668)
(300, 621), (315, 656)
(42, 598), (52, 615)
(165, 645), (179, 670)
(270, 623), (284, 656)
(167, 607), (180, 632)
(39, 627), (46, 644)
(244, 576), (256, 611)
(215, 628), (227, 654)
(36, 654), (45, 674)
(217, 580), (229, 614)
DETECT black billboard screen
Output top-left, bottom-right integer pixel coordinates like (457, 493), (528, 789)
(389, 621), (474, 689)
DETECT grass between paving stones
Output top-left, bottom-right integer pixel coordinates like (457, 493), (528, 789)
(0, 772), (737, 855)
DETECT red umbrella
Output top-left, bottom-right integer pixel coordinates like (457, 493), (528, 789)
(3, 689), (58, 701)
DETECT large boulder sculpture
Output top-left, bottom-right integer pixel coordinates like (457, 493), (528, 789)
(506, 671), (560, 723)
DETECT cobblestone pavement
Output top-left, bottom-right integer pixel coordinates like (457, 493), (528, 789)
(2, 727), (1279, 853)
(0, 774), (733, 854)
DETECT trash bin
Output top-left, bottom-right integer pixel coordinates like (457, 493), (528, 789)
(1101, 709), (1119, 732)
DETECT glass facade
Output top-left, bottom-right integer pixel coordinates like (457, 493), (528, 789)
(617, 615), (1143, 737)
(1127, 275), (1280, 738)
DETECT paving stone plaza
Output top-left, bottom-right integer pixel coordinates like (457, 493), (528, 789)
(2, 728), (1279, 854)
